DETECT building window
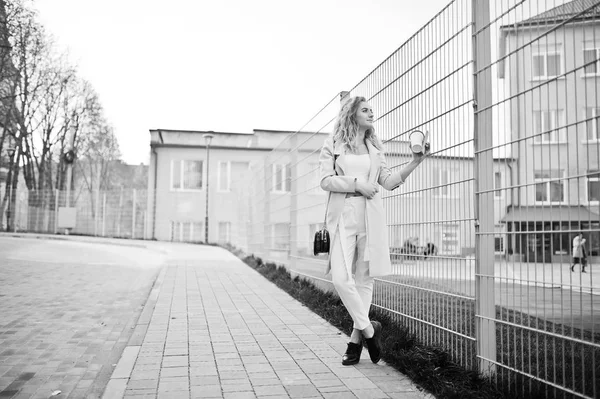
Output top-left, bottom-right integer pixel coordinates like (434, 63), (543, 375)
(171, 221), (203, 242)
(218, 161), (231, 192)
(272, 164), (291, 193)
(271, 223), (290, 250)
(171, 160), (203, 190)
(583, 47), (600, 76)
(218, 161), (249, 192)
(532, 46), (562, 79)
(533, 110), (565, 143)
(534, 170), (565, 203)
(218, 221), (231, 243)
(494, 171), (502, 198)
(585, 107), (600, 141)
(494, 235), (504, 254)
(588, 171), (600, 203)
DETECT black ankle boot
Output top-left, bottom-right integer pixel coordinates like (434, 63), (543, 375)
(342, 342), (362, 366)
(365, 321), (382, 363)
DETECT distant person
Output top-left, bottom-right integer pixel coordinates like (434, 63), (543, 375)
(571, 233), (588, 273)
(319, 95), (430, 365)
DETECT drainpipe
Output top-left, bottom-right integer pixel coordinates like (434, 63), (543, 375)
(151, 148), (158, 239)
(151, 130), (164, 239)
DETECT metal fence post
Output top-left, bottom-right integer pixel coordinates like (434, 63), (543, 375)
(117, 186), (123, 237)
(263, 158), (271, 259)
(102, 192), (106, 237)
(95, 167), (101, 236)
(54, 190), (59, 234)
(132, 189), (137, 239)
(289, 134), (298, 270)
(472, 0), (496, 376)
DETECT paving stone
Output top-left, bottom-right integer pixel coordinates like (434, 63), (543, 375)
(253, 384), (288, 396)
(160, 367), (188, 378)
(190, 384), (223, 398)
(127, 379), (159, 390)
(222, 392), (256, 399)
(284, 384), (321, 398)
(156, 390), (191, 399)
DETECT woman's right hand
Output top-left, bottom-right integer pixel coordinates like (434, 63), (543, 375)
(356, 181), (379, 199)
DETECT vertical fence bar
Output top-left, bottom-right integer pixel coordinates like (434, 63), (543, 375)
(102, 192), (106, 237)
(118, 186), (123, 237)
(289, 133), (298, 271)
(132, 189), (137, 239)
(473, 0), (496, 376)
(54, 189), (59, 234)
(263, 158), (271, 259)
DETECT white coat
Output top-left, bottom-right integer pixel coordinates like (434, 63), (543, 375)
(319, 136), (404, 277)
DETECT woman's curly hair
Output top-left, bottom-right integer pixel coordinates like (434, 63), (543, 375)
(333, 95), (382, 152)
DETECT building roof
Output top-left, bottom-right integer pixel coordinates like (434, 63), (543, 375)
(501, 205), (600, 223)
(502, 0), (600, 29)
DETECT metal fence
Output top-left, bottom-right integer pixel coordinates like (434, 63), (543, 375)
(1, 187), (148, 239)
(229, 0), (600, 398)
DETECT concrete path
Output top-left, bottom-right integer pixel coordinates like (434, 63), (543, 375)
(0, 234), (429, 399)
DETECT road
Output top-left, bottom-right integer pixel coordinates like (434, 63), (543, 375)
(0, 236), (166, 399)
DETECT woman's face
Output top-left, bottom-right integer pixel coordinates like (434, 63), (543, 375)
(355, 101), (374, 130)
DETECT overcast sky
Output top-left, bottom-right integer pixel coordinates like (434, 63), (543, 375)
(33, 0), (456, 165)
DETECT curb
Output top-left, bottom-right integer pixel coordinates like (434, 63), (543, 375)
(0, 232), (169, 254)
(101, 265), (168, 399)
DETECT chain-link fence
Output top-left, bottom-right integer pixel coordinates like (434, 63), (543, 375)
(2, 187), (147, 239)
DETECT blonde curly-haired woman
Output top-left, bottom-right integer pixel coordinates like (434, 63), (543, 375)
(319, 95), (430, 365)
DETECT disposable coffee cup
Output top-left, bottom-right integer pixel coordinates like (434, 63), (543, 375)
(409, 130), (425, 154)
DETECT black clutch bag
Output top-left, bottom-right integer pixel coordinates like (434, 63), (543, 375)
(314, 190), (332, 256)
(314, 141), (336, 256)
(313, 227), (330, 255)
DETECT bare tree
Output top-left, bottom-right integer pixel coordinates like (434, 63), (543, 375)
(0, 0), (123, 231)
(76, 113), (121, 218)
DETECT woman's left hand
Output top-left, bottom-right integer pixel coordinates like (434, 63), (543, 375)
(413, 141), (431, 162)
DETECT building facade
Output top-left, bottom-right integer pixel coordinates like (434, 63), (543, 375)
(499, 0), (600, 262)
(147, 128), (511, 261)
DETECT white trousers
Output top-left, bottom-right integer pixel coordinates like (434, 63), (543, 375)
(330, 196), (374, 331)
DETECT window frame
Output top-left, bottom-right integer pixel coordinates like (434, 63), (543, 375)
(582, 46), (600, 77)
(494, 235), (505, 255)
(217, 161), (231, 192)
(531, 45), (563, 80)
(271, 163), (291, 193)
(587, 171), (600, 205)
(534, 170), (566, 204)
(532, 109), (566, 144)
(494, 171), (503, 198)
(170, 159), (204, 192)
(171, 221), (204, 242)
(584, 107), (600, 142)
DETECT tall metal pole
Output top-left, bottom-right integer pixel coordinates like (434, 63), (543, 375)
(203, 133), (214, 243)
(5, 147), (15, 232)
(65, 127), (76, 208)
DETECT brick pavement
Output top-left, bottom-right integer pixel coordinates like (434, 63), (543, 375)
(0, 236), (163, 399)
(104, 250), (431, 399)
